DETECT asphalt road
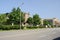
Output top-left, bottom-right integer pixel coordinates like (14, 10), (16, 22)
(0, 28), (60, 40)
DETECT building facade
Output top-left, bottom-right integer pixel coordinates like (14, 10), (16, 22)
(41, 18), (60, 27)
(24, 12), (30, 23)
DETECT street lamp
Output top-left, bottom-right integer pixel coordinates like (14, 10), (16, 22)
(20, 3), (24, 29)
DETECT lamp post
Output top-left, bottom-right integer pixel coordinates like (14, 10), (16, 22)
(20, 3), (24, 30)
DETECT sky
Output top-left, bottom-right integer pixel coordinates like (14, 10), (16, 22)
(0, 0), (60, 19)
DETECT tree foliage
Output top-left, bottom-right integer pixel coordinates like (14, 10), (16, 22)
(0, 14), (7, 24)
(33, 14), (41, 26)
(0, 7), (24, 25)
(7, 7), (24, 24)
(0, 8), (41, 26)
(27, 17), (33, 24)
(43, 20), (52, 25)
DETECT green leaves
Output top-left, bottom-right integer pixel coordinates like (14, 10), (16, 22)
(33, 14), (41, 26)
(27, 17), (33, 24)
(43, 20), (52, 25)
(7, 7), (24, 24)
(0, 14), (7, 23)
(0, 7), (41, 26)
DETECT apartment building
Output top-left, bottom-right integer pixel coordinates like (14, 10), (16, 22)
(41, 18), (60, 27)
(24, 12), (30, 23)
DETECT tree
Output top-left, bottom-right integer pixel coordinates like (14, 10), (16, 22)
(8, 8), (16, 25)
(16, 7), (24, 24)
(15, 7), (21, 24)
(43, 20), (52, 25)
(7, 7), (24, 25)
(0, 14), (7, 24)
(27, 17), (33, 25)
(43, 20), (49, 25)
(33, 14), (41, 26)
(20, 12), (25, 23)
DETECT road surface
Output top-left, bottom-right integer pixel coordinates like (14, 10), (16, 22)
(0, 28), (60, 40)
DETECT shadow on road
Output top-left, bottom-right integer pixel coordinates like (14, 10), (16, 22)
(53, 37), (60, 40)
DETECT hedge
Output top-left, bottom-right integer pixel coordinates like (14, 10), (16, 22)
(26, 26), (39, 29)
(0, 25), (20, 30)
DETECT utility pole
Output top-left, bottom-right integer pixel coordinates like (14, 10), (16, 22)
(20, 3), (24, 30)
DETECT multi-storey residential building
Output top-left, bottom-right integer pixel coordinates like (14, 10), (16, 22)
(41, 18), (60, 27)
(22, 12), (29, 26)
(24, 12), (30, 23)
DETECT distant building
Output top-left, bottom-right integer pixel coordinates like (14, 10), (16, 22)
(41, 18), (60, 27)
(24, 12), (30, 23)
(22, 12), (30, 26)
(40, 19), (44, 25)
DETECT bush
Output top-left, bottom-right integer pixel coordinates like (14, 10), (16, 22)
(11, 25), (20, 29)
(0, 25), (20, 30)
(26, 26), (38, 29)
(39, 26), (45, 28)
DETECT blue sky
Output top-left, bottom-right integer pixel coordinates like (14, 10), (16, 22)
(0, 0), (60, 19)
